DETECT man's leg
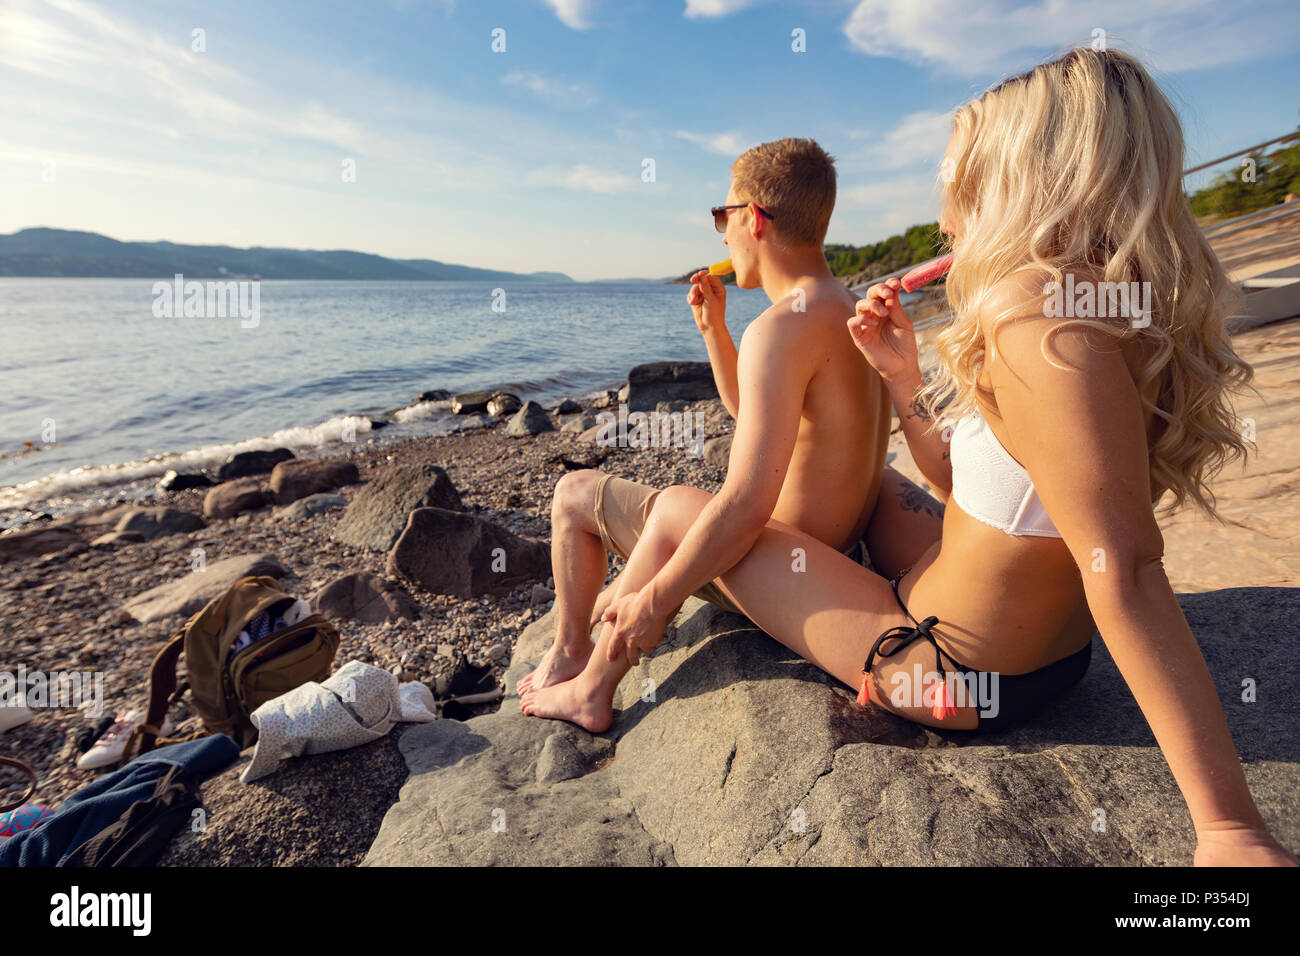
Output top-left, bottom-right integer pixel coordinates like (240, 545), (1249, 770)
(518, 469), (609, 693)
(520, 471), (664, 693)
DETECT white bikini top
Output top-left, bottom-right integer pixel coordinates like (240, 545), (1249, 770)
(948, 409), (1062, 538)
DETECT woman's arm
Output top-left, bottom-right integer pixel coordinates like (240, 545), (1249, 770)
(984, 275), (1294, 863)
(849, 279), (952, 498)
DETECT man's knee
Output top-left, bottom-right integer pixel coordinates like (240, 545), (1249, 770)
(646, 484), (710, 537)
(552, 469), (604, 525)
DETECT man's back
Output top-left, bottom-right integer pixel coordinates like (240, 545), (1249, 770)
(741, 276), (890, 552)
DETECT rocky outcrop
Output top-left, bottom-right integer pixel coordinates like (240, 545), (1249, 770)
(202, 476), (269, 519)
(624, 361), (718, 412)
(269, 457), (360, 505)
(451, 391), (492, 415)
(217, 448), (294, 480)
(313, 571), (420, 623)
(331, 463), (463, 552)
(364, 587), (1300, 866)
(386, 508), (550, 598)
(113, 506), (206, 540)
(120, 553), (288, 623)
(505, 400), (555, 436)
(0, 525), (84, 563)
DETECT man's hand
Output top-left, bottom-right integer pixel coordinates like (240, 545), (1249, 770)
(688, 269), (727, 334)
(601, 587), (671, 667)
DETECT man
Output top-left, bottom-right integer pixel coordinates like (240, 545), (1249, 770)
(519, 137), (892, 725)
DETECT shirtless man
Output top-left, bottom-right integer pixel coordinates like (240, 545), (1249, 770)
(519, 137), (902, 728)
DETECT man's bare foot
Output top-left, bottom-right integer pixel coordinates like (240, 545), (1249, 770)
(517, 641), (591, 696)
(519, 672), (613, 733)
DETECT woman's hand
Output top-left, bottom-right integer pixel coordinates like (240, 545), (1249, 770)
(848, 277), (920, 384)
(1194, 822), (1299, 866)
(601, 587), (671, 667)
(687, 270), (727, 334)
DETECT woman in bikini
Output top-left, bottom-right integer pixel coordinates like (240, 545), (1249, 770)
(519, 46), (1297, 866)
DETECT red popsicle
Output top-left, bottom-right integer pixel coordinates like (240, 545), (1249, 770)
(900, 253), (954, 292)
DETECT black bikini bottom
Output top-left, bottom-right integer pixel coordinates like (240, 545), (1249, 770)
(861, 566), (1093, 733)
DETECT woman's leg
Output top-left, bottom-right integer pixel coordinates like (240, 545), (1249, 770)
(521, 484), (978, 731)
(863, 467), (946, 580)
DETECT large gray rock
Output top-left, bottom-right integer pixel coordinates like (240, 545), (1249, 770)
(120, 553), (288, 623)
(624, 361), (718, 412)
(313, 571), (419, 623)
(703, 434), (732, 469)
(269, 457), (360, 505)
(332, 463), (463, 552)
(386, 508), (550, 598)
(487, 391), (523, 417)
(365, 587), (1300, 866)
(0, 525), (83, 563)
(203, 477), (269, 519)
(504, 400), (555, 437)
(451, 391), (492, 415)
(217, 448), (294, 480)
(114, 506), (206, 540)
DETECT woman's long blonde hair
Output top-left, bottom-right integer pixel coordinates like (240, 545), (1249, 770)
(923, 45), (1252, 517)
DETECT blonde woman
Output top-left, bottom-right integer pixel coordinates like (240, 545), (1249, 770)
(520, 47), (1296, 866)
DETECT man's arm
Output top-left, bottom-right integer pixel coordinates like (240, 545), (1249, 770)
(644, 307), (810, 616)
(986, 277), (1273, 845)
(688, 270), (741, 418)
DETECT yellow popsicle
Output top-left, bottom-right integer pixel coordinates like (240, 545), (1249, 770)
(708, 258), (733, 276)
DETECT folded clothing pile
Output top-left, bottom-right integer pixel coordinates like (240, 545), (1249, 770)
(227, 598), (312, 662)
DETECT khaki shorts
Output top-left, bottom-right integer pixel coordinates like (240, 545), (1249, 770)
(592, 474), (874, 619)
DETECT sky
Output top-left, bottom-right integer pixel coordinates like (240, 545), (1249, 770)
(2, 0), (1298, 281)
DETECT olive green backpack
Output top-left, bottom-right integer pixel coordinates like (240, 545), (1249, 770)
(127, 575), (340, 759)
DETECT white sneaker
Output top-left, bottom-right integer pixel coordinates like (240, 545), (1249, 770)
(76, 708), (174, 770)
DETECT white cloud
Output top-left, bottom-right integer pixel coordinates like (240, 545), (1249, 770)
(682, 0), (764, 18)
(525, 164), (639, 194)
(674, 129), (749, 156)
(832, 172), (943, 241)
(501, 70), (596, 108)
(840, 0), (1300, 76)
(874, 109), (953, 167)
(544, 0), (599, 30)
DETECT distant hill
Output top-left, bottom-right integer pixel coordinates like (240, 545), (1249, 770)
(0, 228), (574, 282)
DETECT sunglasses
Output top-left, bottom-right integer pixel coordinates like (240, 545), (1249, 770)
(711, 202), (775, 234)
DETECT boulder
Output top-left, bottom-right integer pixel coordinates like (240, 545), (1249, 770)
(555, 398), (582, 415)
(590, 390), (619, 409)
(386, 508), (550, 598)
(119, 553), (288, 623)
(160, 734), (408, 867)
(275, 493), (347, 522)
(269, 457), (360, 505)
(415, 389), (452, 403)
(624, 362), (717, 412)
(313, 571), (420, 623)
(114, 506), (206, 540)
(158, 469), (213, 491)
(0, 526), (83, 564)
(703, 434), (732, 469)
(202, 477), (269, 519)
(505, 401), (555, 437)
(560, 413), (597, 434)
(217, 448), (294, 480)
(487, 391), (523, 417)
(90, 530), (145, 549)
(451, 391), (492, 415)
(364, 587), (1300, 866)
(332, 463), (463, 552)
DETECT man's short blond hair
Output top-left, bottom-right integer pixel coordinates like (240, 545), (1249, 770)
(731, 138), (836, 248)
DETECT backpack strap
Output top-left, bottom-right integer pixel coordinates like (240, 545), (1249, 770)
(123, 629), (194, 762)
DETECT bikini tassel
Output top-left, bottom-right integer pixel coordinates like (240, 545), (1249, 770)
(857, 673), (871, 706)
